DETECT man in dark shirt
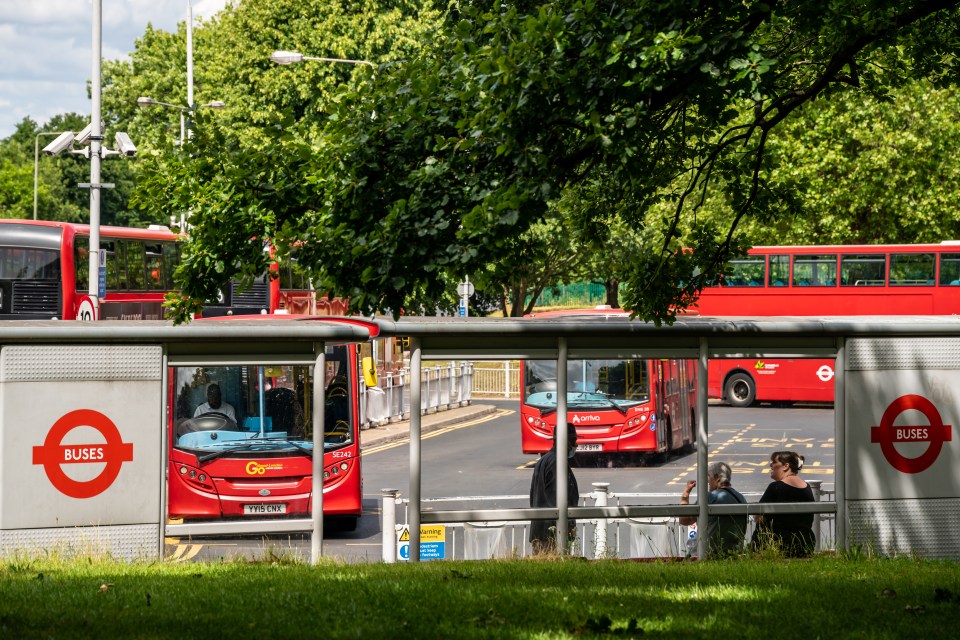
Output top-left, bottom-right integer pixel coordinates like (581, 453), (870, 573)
(529, 423), (580, 554)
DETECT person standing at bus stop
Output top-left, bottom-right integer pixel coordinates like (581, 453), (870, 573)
(529, 423), (580, 555)
(751, 450), (816, 557)
(678, 461), (748, 556)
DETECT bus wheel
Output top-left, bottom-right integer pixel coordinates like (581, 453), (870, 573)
(725, 373), (756, 407)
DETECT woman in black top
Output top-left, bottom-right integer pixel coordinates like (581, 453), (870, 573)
(752, 451), (816, 557)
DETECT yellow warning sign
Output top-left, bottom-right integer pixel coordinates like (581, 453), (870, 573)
(397, 525), (445, 543)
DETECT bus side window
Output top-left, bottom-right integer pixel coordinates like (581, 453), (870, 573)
(890, 253), (934, 286)
(162, 241), (180, 290)
(102, 240), (120, 292)
(938, 253), (960, 285)
(144, 243), (163, 290)
(768, 255), (789, 287)
(127, 241), (146, 290)
(75, 237), (90, 292)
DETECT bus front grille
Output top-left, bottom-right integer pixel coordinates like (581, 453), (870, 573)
(12, 281), (60, 315)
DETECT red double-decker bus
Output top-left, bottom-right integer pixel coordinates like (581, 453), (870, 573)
(167, 316), (378, 531)
(694, 242), (960, 404)
(520, 308), (697, 459)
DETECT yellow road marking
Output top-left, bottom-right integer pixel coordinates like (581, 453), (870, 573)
(166, 544), (203, 562)
(362, 409), (514, 455)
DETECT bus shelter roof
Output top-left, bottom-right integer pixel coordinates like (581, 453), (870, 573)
(0, 316), (378, 363)
(372, 315), (960, 359)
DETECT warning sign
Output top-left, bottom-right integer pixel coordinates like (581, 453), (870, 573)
(396, 524), (446, 561)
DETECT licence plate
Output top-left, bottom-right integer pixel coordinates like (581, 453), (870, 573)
(243, 503), (287, 515)
(576, 444), (602, 452)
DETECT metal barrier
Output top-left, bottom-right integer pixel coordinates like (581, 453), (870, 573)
(381, 482), (835, 562)
(470, 361), (520, 398)
(360, 362), (473, 427)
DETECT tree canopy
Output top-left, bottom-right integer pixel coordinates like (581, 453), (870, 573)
(22, 0), (960, 323)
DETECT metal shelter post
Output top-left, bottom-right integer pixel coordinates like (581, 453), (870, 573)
(409, 337), (422, 561)
(697, 337), (709, 559)
(555, 336), (569, 553)
(834, 336), (846, 552)
(158, 347), (170, 557)
(310, 344), (326, 563)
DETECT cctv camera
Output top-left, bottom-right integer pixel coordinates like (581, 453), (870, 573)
(42, 131), (77, 156)
(74, 122), (94, 145)
(114, 132), (137, 157)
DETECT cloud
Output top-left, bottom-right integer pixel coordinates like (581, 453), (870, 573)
(0, 0), (229, 137)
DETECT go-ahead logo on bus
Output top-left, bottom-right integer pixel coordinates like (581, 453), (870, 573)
(32, 409), (134, 498)
(870, 395), (952, 474)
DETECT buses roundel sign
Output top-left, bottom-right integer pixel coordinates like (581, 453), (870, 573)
(870, 394), (952, 474)
(32, 409), (134, 498)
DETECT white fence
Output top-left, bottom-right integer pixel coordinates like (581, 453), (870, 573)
(470, 361), (520, 398)
(359, 362), (474, 427)
(381, 482), (834, 562)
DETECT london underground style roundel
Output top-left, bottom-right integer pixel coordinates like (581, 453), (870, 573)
(870, 394), (952, 474)
(32, 409), (134, 498)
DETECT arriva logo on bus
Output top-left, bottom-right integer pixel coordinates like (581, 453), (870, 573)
(571, 414), (602, 424)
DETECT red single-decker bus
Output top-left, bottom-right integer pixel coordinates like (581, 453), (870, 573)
(520, 308), (697, 458)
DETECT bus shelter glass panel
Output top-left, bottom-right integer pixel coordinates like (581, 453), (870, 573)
(840, 254), (885, 286)
(890, 253), (935, 285)
(722, 258), (765, 287)
(792, 254), (837, 286)
(768, 255), (789, 286)
(171, 345), (353, 456)
(524, 359), (651, 410)
(940, 253), (960, 285)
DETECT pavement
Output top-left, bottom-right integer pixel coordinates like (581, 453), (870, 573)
(360, 402), (500, 449)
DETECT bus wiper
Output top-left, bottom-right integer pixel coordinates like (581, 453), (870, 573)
(570, 393), (628, 415)
(197, 444), (255, 464)
(282, 440), (313, 459)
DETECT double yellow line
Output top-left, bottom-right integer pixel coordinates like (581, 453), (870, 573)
(363, 408), (514, 455)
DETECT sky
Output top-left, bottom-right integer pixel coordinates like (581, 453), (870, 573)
(0, 0), (229, 139)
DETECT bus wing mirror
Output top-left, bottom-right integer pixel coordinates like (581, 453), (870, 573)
(362, 356), (378, 387)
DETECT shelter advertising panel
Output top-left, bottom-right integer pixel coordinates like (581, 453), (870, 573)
(845, 338), (960, 557)
(0, 345), (162, 556)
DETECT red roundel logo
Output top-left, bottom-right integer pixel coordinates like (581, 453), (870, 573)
(32, 409), (134, 498)
(870, 395), (952, 474)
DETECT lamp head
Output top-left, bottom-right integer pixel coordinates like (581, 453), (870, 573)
(269, 50), (304, 65)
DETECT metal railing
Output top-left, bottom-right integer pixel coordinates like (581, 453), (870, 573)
(380, 481), (835, 562)
(470, 361), (520, 398)
(359, 362), (474, 427)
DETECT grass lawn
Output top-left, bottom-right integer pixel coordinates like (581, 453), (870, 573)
(2, 553), (959, 638)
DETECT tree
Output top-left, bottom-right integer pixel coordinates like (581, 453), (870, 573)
(127, 0), (445, 318)
(131, 0), (960, 323)
(738, 80), (960, 245)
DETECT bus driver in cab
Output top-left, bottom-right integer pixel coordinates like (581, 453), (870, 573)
(194, 383), (237, 422)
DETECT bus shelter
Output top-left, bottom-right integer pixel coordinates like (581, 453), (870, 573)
(1, 315), (959, 563)
(372, 315), (960, 561)
(0, 318), (375, 563)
